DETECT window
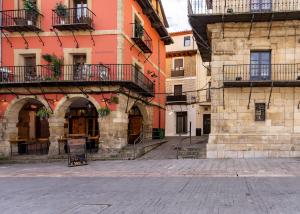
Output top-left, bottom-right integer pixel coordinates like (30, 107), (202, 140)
(134, 15), (143, 38)
(176, 112), (187, 134)
(174, 85), (183, 96)
(184, 36), (191, 47)
(174, 58), (184, 70)
(251, 0), (272, 12)
(255, 103), (266, 121)
(250, 51), (271, 81)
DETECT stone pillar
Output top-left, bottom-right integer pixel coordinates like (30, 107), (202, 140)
(0, 119), (18, 158)
(48, 117), (65, 157)
(99, 110), (129, 151)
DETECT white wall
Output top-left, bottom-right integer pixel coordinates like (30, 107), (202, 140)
(166, 33), (197, 52)
(165, 105), (197, 136)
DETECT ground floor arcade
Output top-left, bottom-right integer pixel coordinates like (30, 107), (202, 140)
(0, 91), (157, 158)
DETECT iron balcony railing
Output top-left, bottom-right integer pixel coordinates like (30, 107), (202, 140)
(0, 9), (42, 32)
(223, 64), (300, 82)
(131, 23), (153, 53)
(0, 64), (154, 95)
(166, 95), (187, 103)
(171, 69), (185, 77)
(52, 7), (95, 30)
(188, 0), (300, 15)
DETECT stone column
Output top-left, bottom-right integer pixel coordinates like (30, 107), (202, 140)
(0, 118), (18, 158)
(48, 117), (65, 157)
(99, 109), (129, 151)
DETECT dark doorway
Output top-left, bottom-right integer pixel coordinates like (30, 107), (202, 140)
(203, 114), (211, 135)
(176, 112), (187, 134)
(128, 106), (143, 144)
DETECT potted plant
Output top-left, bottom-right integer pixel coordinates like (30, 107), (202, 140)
(36, 107), (52, 120)
(55, 2), (68, 24)
(98, 107), (111, 118)
(42, 54), (63, 79)
(24, 0), (39, 25)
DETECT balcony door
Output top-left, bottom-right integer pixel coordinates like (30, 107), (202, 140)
(250, 51), (271, 81)
(24, 55), (37, 81)
(73, 54), (87, 80)
(74, 0), (88, 21)
(251, 0), (272, 12)
(174, 85), (183, 96)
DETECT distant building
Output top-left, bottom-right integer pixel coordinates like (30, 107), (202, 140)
(165, 31), (211, 136)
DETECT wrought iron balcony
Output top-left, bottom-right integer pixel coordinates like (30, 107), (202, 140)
(188, 0), (300, 62)
(52, 7), (95, 31)
(166, 95), (187, 104)
(0, 9), (42, 32)
(171, 69), (185, 77)
(223, 64), (300, 87)
(131, 24), (153, 54)
(188, 0), (300, 15)
(0, 64), (154, 96)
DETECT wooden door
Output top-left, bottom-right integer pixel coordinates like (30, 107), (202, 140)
(203, 114), (211, 135)
(71, 117), (86, 135)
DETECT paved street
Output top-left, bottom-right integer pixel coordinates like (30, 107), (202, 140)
(1, 158), (300, 213)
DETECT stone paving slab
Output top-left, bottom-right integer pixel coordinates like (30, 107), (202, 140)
(0, 158), (300, 178)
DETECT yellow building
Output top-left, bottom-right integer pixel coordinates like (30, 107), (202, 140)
(165, 31), (211, 136)
(189, 0), (300, 158)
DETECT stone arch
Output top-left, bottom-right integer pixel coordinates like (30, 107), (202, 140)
(1, 96), (51, 157)
(127, 101), (152, 139)
(4, 96), (51, 140)
(47, 94), (102, 156)
(53, 94), (101, 119)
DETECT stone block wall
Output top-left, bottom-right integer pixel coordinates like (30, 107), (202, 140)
(207, 21), (300, 158)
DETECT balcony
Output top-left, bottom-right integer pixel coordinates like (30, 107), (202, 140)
(0, 9), (42, 32)
(0, 64), (154, 96)
(223, 64), (300, 87)
(188, 0), (300, 62)
(166, 95), (187, 104)
(52, 7), (95, 31)
(171, 69), (185, 77)
(131, 24), (153, 54)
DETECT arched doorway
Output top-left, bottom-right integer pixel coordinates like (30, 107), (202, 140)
(64, 98), (99, 152)
(128, 106), (143, 144)
(16, 100), (50, 155)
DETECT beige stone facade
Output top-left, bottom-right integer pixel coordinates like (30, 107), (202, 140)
(206, 21), (300, 158)
(165, 31), (211, 136)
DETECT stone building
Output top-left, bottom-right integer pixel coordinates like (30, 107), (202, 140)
(189, 0), (300, 158)
(165, 31), (211, 136)
(0, 0), (172, 158)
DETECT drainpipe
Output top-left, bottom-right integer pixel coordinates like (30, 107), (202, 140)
(158, 39), (161, 131)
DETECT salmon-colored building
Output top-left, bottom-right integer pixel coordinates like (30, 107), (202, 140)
(0, 0), (172, 158)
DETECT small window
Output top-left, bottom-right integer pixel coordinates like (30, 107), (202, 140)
(174, 58), (184, 70)
(184, 36), (191, 47)
(255, 103), (266, 121)
(174, 85), (183, 96)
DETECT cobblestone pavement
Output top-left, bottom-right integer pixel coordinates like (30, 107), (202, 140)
(139, 136), (208, 160)
(1, 159), (300, 214)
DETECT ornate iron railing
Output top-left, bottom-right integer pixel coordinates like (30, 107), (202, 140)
(171, 69), (185, 77)
(52, 7), (95, 30)
(132, 23), (153, 53)
(223, 64), (300, 82)
(1, 9), (42, 31)
(0, 64), (155, 95)
(188, 0), (300, 15)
